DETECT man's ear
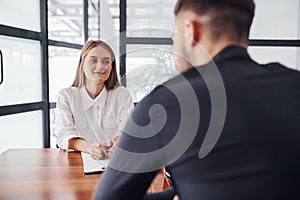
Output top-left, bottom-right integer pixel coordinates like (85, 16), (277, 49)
(184, 20), (201, 47)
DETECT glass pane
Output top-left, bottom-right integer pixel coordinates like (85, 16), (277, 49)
(127, 0), (177, 37)
(0, 36), (42, 106)
(106, 0), (120, 32)
(248, 47), (300, 71)
(0, 0), (40, 31)
(48, 46), (81, 102)
(99, 0), (120, 66)
(250, 0), (300, 39)
(125, 45), (178, 102)
(88, 0), (100, 40)
(48, 0), (84, 44)
(0, 111), (43, 154)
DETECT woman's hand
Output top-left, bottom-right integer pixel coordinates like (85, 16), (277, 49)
(89, 142), (110, 160)
(83, 135), (120, 159)
(67, 138), (118, 160)
(105, 141), (115, 158)
(105, 135), (120, 158)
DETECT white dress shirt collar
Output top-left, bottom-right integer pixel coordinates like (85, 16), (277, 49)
(80, 86), (108, 110)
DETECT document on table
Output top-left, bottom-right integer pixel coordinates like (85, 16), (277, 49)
(81, 152), (110, 174)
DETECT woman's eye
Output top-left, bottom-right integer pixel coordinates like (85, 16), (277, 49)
(102, 60), (111, 65)
(89, 59), (97, 63)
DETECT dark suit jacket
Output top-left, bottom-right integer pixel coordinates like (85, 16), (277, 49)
(94, 45), (300, 200)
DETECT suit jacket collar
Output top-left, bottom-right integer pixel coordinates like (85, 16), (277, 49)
(213, 45), (250, 62)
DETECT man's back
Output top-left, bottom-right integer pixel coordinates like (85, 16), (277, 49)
(93, 45), (300, 200)
(93, 0), (300, 199)
(165, 45), (300, 199)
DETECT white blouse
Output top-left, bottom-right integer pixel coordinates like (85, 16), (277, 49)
(54, 86), (134, 151)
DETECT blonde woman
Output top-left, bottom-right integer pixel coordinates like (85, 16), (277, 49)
(55, 40), (133, 160)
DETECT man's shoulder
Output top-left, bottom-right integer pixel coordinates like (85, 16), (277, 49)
(261, 62), (300, 74)
(143, 68), (206, 104)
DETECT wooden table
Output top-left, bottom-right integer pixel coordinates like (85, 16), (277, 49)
(0, 148), (168, 200)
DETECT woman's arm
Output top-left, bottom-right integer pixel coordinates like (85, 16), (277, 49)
(69, 137), (111, 160)
(68, 138), (91, 153)
(55, 89), (81, 150)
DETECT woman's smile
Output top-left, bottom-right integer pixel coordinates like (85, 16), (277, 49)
(93, 71), (105, 76)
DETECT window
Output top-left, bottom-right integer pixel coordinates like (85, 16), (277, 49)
(126, 0), (176, 37)
(248, 47), (300, 70)
(0, 0), (45, 153)
(48, 0), (84, 44)
(126, 44), (177, 102)
(248, 0), (300, 70)
(250, 0), (300, 40)
(0, 36), (42, 106)
(0, 0), (40, 31)
(88, 0), (101, 40)
(0, 111), (43, 154)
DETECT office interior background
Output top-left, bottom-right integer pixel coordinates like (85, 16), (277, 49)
(0, 0), (299, 154)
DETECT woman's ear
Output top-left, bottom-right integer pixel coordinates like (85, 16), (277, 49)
(184, 20), (201, 47)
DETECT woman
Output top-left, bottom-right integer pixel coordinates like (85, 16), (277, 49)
(55, 40), (133, 160)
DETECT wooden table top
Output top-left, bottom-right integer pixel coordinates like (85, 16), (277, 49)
(0, 148), (168, 200)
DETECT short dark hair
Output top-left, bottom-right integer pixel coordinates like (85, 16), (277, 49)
(174, 0), (255, 42)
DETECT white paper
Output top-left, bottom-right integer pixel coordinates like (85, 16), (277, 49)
(81, 152), (110, 174)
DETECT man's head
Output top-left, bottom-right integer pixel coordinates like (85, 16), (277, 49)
(172, 0), (255, 72)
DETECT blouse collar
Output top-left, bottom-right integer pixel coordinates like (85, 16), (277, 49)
(80, 86), (108, 110)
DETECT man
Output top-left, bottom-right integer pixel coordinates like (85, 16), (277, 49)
(94, 0), (300, 199)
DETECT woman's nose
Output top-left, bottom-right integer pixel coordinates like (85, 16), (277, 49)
(96, 62), (106, 70)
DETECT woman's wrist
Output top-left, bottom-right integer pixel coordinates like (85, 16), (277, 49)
(81, 140), (94, 153)
(68, 138), (92, 153)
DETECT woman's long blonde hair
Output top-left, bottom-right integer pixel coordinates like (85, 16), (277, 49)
(72, 40), (120, 90)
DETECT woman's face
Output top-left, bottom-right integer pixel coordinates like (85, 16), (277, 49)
(83, 46), (112, 85)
